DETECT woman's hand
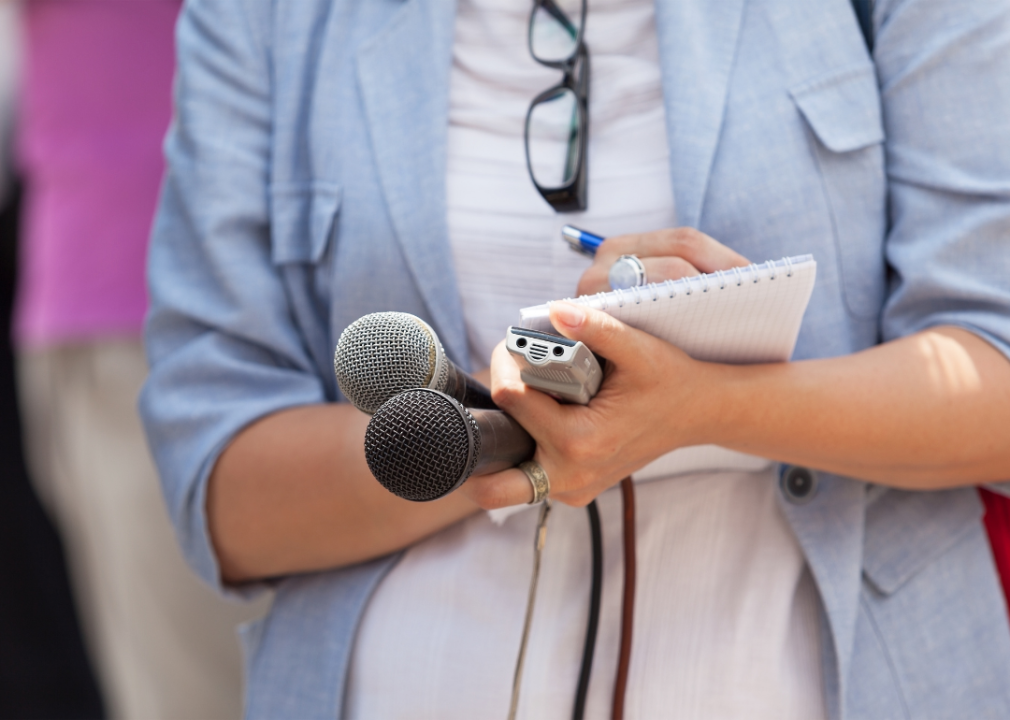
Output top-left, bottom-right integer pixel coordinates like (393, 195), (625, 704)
(459, 227), (752, 510)
(459, 302), (724, 509)
(576, 227), (751, 296)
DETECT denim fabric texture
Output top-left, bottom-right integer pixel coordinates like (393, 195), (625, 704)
(140, 0), (1010, 717)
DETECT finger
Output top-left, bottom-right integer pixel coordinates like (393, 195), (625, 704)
(548, 301), (657, 372)
(575, 262), (612, 296)
(460, 456), (611, 509)
(489, 341), (571, 445)
(489, 339), (522, 388)
(459, 467), (535, 510)
(597, 227), (750, 273)
(639, 255), (700, 283)
(574, 254), (701, 297)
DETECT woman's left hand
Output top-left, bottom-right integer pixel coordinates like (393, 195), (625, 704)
(459, 302), (723, 509)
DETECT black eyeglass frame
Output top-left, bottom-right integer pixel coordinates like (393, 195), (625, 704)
(524, 0), (590, 213)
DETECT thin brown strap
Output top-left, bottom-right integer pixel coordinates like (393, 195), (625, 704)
(613, 476), (636, 720)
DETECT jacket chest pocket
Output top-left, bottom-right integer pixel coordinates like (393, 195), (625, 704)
(269, 182), (343, 397)
(790, 66), (888, 319)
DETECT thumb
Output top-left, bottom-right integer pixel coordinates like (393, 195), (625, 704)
(549, 301), (643, 367)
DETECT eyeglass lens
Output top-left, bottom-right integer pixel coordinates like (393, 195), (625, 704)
(529, 0), (584, 64)
(527, 88), (581, 188)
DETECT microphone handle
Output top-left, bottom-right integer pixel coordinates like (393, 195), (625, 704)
(445, 362), (498, 410)
(471, 408), (536, 475)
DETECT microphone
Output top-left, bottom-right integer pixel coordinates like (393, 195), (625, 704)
(364, 388), (535, 501)
(334, 312), (496, 414)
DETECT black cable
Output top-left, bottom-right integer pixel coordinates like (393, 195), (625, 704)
(573, 500), (603, 720)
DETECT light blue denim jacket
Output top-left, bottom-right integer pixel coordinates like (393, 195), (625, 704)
(141, 0), (1010, 717)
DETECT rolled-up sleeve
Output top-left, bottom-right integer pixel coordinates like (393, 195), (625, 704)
(140, 0), (324, 592)
(876, 0), (1010, 358)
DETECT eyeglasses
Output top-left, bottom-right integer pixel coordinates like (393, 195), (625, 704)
(524, 0), (590, 213)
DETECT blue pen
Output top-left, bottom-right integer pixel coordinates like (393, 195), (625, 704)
(562, 224), (648, 290)
(561, 225), (605, 257)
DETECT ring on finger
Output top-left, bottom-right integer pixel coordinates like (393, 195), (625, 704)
(608, 254), (647, 290)
(519, 461), (550, 504)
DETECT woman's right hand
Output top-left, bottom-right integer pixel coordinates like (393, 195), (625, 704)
(576, 227), (751, 296)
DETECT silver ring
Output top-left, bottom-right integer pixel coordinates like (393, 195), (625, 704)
(608, 254), (647, 290)
(519, 461), (550, 504)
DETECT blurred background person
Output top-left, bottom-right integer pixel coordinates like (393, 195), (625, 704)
(1, 3), (105, 718)
(0, 0), (14, 199)
(13, 2), (269, 718)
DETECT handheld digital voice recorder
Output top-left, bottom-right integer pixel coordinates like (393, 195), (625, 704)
(506, 326), (604, 405)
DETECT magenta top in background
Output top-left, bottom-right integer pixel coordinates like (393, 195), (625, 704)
(15, 0), (181, 347)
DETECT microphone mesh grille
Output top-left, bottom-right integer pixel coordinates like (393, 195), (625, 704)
(365, 390), (481, 502)
(334, 312), (438, 414)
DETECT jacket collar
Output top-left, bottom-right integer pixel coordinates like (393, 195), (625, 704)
(654, 0), (747, 228)
(355, 0), (469, 367)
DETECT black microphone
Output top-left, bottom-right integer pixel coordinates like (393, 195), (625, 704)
(334, 311), (496, 414)
(364, 389), (535, 502)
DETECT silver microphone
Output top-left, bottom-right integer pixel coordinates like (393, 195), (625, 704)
(334, 312), (496, 414)
(364, 389), (535, 502)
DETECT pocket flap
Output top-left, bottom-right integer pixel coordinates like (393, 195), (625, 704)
(862, 488), (983, 596)
(790, 66), (884, 153)
(269, 182), (343, 264)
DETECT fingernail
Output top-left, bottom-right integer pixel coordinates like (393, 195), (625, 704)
(552, 302), (586, 329)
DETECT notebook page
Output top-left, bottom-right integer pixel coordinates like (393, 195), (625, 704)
(519, 255), (816, 364)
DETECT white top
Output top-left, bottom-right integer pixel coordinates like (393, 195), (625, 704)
(345, 1), (826, 718)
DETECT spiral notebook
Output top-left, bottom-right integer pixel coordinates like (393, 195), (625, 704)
(519, 255), (817, 365)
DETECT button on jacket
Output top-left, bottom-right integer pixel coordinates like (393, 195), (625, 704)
(140, 0), (1010, 717)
